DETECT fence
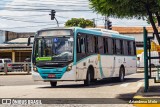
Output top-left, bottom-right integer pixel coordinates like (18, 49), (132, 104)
(0, 62), (31, 75)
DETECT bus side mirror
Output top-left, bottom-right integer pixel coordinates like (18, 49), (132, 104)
(27, 36), (31, 46)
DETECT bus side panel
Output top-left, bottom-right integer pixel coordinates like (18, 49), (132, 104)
(100, 55), (114, 78)
(61, 65), (77, 80)
(108, 56), (137, 77)
(76, 57), (88, 80)
(114, 56), (125, 77)
(124, 56), (137, 75)
(76, 55), (100, 80)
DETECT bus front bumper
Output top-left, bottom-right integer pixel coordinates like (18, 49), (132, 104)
(32, 70), (76, 81)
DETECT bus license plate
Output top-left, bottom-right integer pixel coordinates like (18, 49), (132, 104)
(48, 74), (56, 78)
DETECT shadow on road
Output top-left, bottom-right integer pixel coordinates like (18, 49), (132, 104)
(116, 92), (136, 99)
(38, 77), (144, 89)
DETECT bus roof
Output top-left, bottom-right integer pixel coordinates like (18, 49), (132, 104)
(37, 27), (135, 40)
(37, 27), (75, 32)
(76, 27), (135, 41)
(87, 28), (119, 34)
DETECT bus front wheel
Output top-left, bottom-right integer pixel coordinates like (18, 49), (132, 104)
(119, 67), (125, 82)
(84, 71), (91, 86)
(50, 81), (57, 87)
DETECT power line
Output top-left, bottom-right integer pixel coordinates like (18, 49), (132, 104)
(0, 4), (89, 8)
(0, 22), (65, 29)
(1, 7), (93, 12)
(0, 16), (53, 23)
(0, 14), (49, 18)
(56, 15), (69, 19)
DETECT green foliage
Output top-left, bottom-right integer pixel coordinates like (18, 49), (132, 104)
(65, 18), (94, 28)
(89, 0), (160, 19)
(89, 0), (160, 44)
(147, 16), (157, 24)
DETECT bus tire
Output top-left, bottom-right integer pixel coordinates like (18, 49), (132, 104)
(84, 70), (91, 86)
(50, 81), (57, 87)
(118, 67), (125, 82)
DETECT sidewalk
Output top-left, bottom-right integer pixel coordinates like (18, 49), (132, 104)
(133, 79), (160, 107)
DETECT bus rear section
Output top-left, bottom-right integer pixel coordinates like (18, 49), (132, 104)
(74, 29), (137, 85)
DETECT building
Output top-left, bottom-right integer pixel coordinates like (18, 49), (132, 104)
(112, 26), (160, 42)
(100, 26), (160, 54)
(0, 31), (34, 62)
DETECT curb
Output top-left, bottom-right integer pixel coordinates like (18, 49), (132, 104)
(133, 87), (160, 107)
(0, 72), (31, 75)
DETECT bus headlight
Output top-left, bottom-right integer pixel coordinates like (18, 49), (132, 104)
(67, 66), (72, 71)
(33, 66), (38, 72)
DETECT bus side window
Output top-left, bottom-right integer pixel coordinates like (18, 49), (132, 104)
(113, 39), (116, 54)
(128, 41), (131, 55)
(77, 33), (86, 53)
(94, 36), (98, 53)
(104, 38), (108, 54)
(133, 41), (136, 55)
(98, 37), (104, 54)
(123, 40), (128, 55)
(116, 39), (121, 55)
(120, 40), (124, 55)
(130, 41), (136, 56)
(77, 37), (81, 53)
(80, 38), (86, 53)
(108, 38), (113, 54)
(87, 35), (95, 53)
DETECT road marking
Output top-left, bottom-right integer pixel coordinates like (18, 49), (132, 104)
(136, 82), (143, 87)
(120, 83), (129, 87)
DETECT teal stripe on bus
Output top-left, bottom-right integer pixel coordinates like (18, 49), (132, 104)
(112, 34), (135, 40)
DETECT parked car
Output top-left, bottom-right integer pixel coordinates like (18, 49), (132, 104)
(24, 58), (31, 62)
(137, 51), (160, 68)
(0, 58), (12, 72)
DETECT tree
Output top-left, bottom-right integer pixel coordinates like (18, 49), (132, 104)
(65, 18), (94, 28)
(89, 0), (160, 44)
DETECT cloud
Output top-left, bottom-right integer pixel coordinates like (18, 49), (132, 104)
(0, 0), (150, 32)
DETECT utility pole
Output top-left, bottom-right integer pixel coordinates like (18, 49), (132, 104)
(104, 16), (112, 30)
(92, 18), (96, 28)
(49, 10), (59, 27)
(105, 16), (107, 29)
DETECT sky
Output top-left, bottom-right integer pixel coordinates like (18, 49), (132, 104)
(0, 0), (151, 32)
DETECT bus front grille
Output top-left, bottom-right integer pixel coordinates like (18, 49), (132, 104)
(38, 67), (67, 79)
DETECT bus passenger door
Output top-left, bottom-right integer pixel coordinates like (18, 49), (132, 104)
(76, 33), (87, 80)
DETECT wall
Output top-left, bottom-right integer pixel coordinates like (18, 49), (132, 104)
(0, 30), (5, 44)
(5, 31), (35, 42)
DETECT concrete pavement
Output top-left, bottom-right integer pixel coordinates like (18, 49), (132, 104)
(0, 73), (144, 107)
(133, 79), (160, 107)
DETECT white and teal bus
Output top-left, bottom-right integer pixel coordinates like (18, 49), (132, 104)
(28, 27), (137, 87)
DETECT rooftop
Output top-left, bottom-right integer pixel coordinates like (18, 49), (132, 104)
(7, 38), (34, 44)
(98, 26), (160, 34)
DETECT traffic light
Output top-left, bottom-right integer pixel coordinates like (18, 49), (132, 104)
(107, 20), (112, 30)
(49, 10), (56, 20)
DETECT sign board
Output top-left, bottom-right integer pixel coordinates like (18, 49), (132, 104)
(38, 30), (71, 37)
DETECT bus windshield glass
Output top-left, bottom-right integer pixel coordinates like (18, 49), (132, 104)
(34, 37), (73, 62)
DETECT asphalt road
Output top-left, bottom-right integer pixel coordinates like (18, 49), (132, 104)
(0, 73), (144, 107)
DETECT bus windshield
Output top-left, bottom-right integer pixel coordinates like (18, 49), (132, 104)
(34, 37), (73, 62)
